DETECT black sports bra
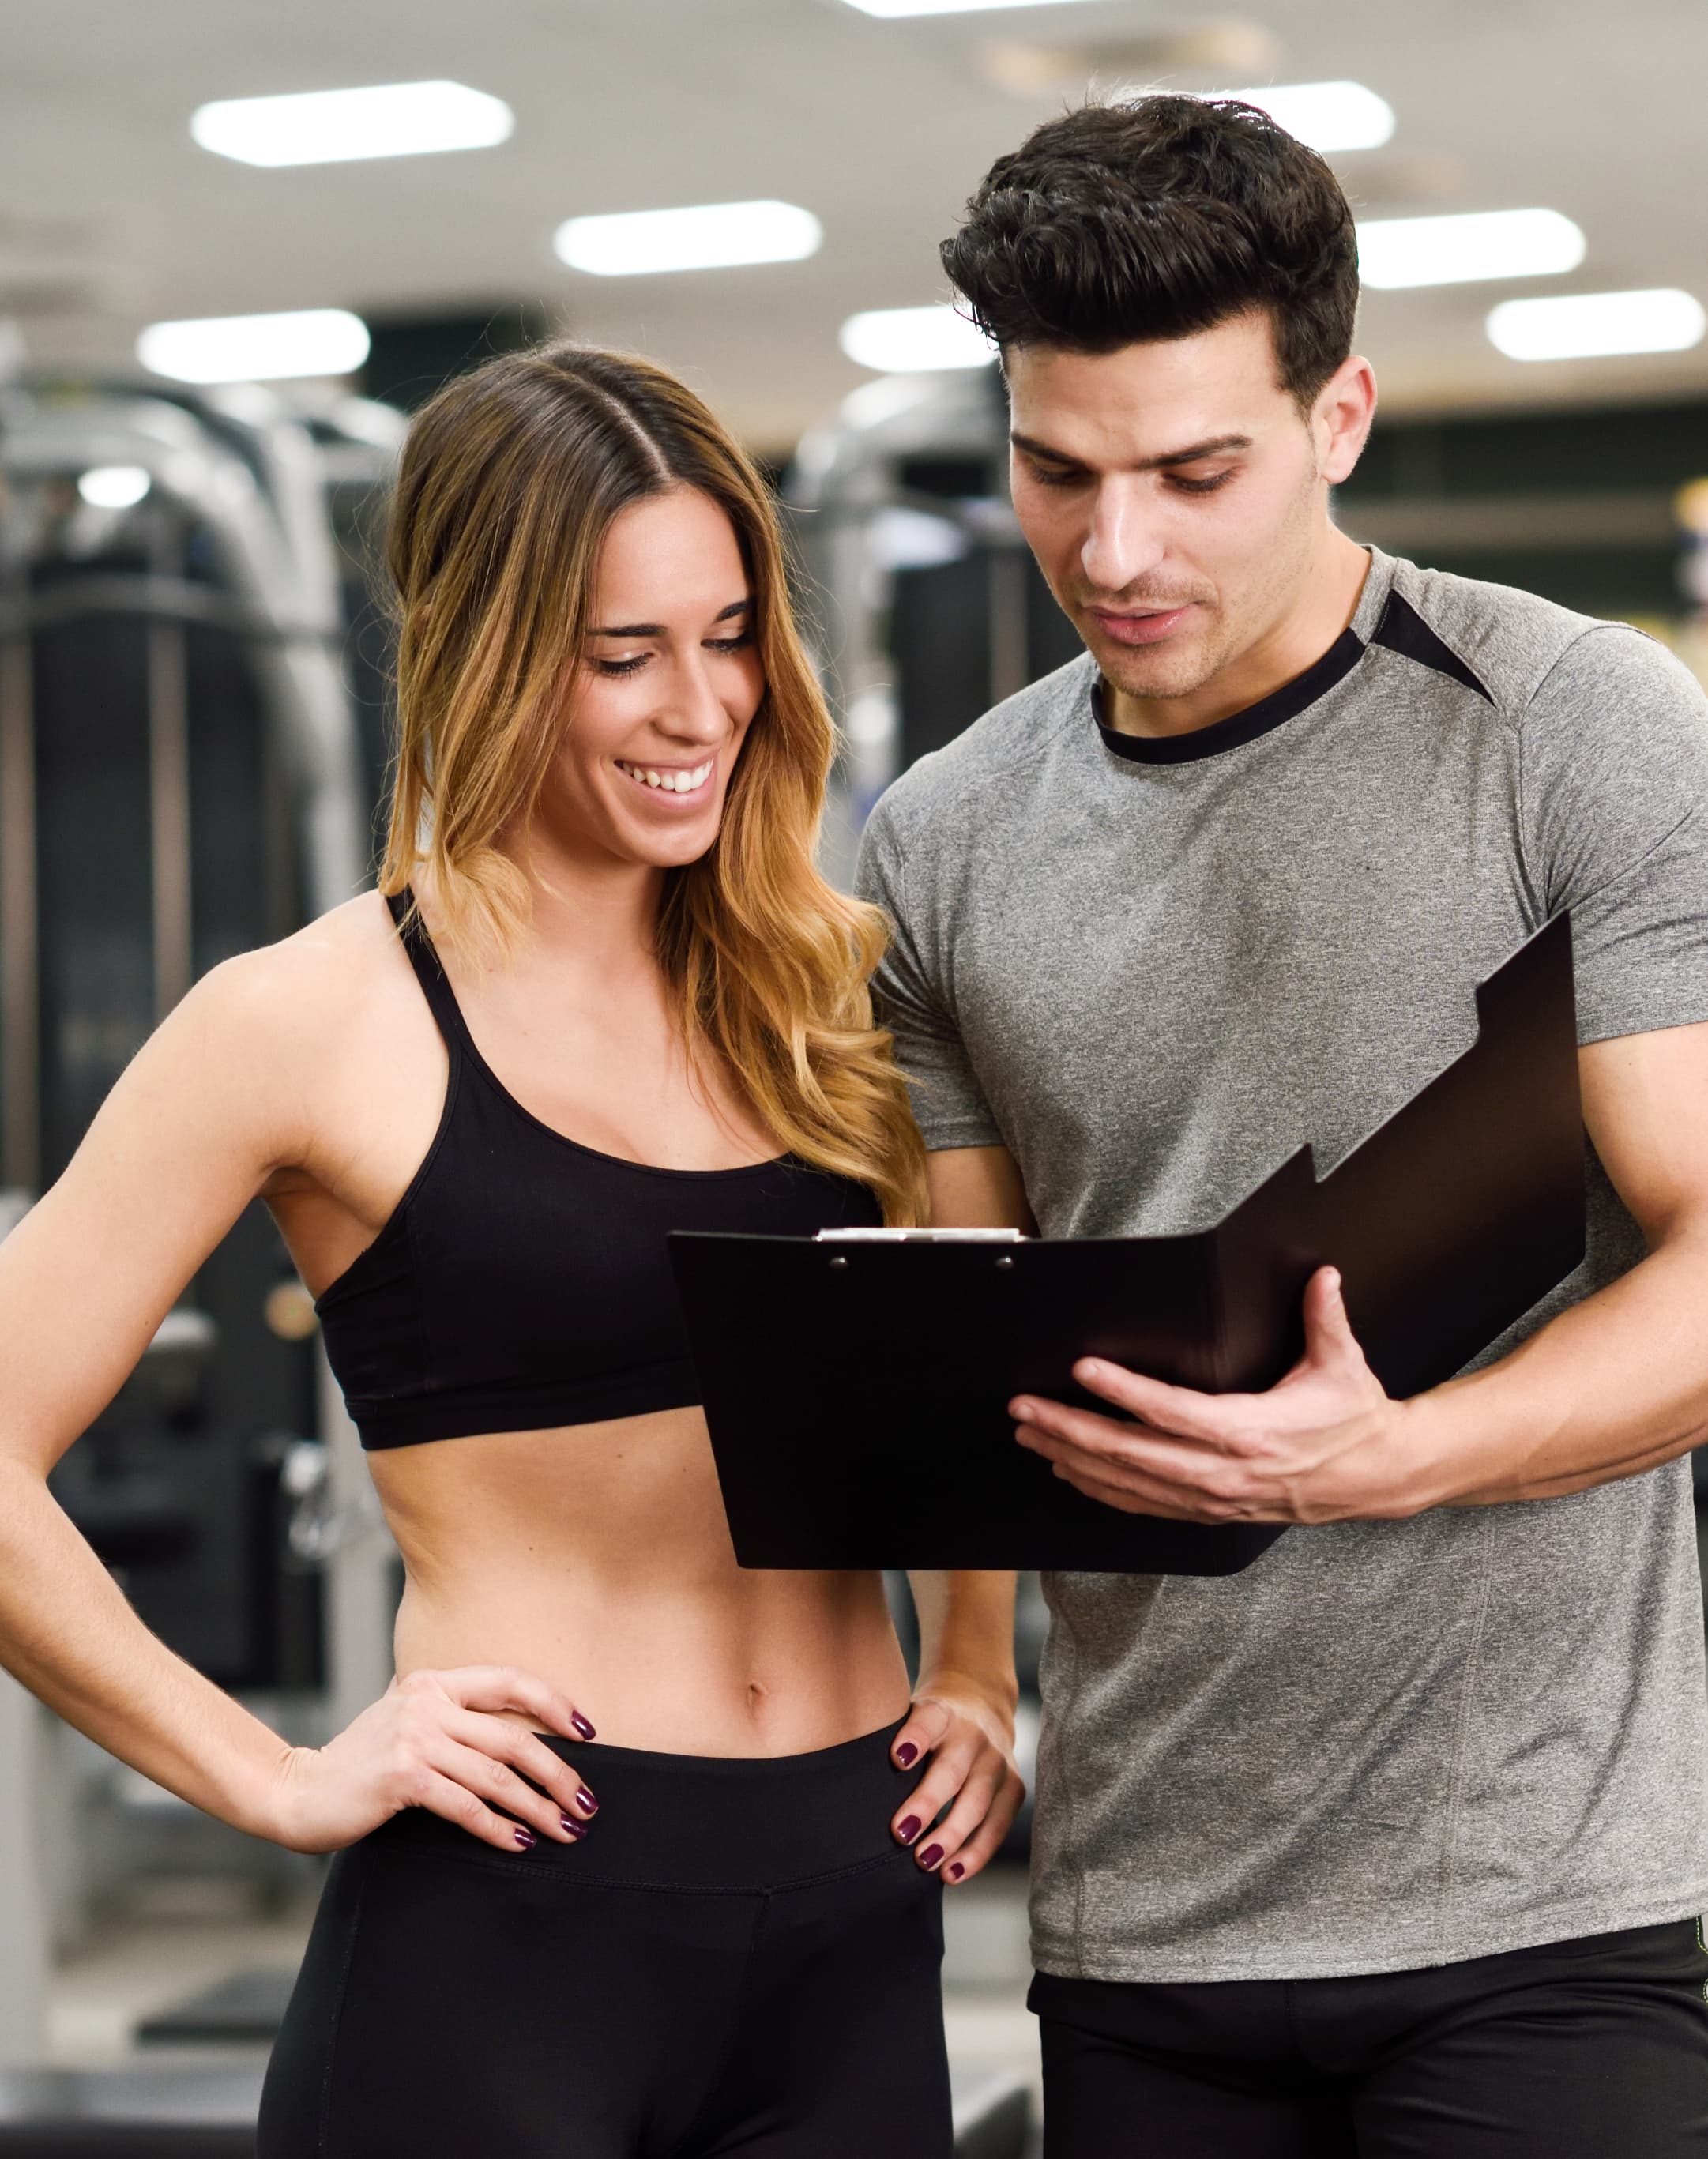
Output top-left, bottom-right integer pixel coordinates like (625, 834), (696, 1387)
(315, 891), (882, 1449)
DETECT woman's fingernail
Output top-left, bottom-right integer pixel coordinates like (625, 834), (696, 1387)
(570, 1713), (596, 1740)
(895, 1743), (918, 1768)
(577, 1787), (599, 1815)
(897, 1815), (921, 1845)
(919, 1844), (944, 1871)
(948, 1862), (965, 1881)
(514, 1826), (538, 1850)
(561, 1817), (589, 1840)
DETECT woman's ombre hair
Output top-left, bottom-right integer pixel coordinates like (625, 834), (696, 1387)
(379, 340), (926, 1224)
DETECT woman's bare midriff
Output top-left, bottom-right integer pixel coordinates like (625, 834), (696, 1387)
(369, 1403), (911, 1758)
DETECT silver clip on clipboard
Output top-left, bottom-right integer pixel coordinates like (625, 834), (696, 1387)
(814, 1228), (1025, 1243)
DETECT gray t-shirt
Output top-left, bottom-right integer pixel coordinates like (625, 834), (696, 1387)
(856, 547), (1708, 1982)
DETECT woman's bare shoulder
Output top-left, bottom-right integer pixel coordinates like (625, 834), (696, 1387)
(167, 892), (416, 1076)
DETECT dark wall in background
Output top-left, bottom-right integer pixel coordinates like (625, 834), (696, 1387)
(359, 303), (547, 413)
(1336, 397), (1708, 619)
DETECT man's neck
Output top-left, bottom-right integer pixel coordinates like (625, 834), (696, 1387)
(1104, 527), (1371, 740)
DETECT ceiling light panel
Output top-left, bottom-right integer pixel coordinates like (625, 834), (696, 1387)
(1488, 288), (1706, 362)
(137, 308), (371, 384)
(840, 305), (995, 373)
(77, 467), (151, 510)
(190, 81), (514, 168)
(554, 201), (822, 276)
(843, 0), (1093, 15)
(1357, 208), (1586, 291)
(1206, 81), (1394, 153)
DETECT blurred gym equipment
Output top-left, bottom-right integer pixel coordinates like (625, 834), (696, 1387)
(0, 374), (403, 2063)
(788, 364), (1082, 887)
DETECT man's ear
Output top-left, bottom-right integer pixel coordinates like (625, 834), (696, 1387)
(1314, 355), (1378, 487)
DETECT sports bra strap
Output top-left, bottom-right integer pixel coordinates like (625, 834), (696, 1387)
(386, 886), (479, 1061)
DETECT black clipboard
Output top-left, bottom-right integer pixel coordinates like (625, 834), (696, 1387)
(669, 914), (1586, 1575)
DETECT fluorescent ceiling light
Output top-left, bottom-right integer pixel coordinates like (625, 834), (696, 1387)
(1206, 81), (1394, 153)
(1488, 288), (1706, 362)
(840, 305), (995, 373)
(190, 81), (513, 167)
(554, 201), (822, 276)
(1357, 208), (1585, 291)
(77, 466), (151, 510)
(842, 0), (1091, 14)
(137, 308), (371, 385)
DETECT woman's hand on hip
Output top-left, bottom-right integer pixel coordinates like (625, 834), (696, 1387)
(888, 1681), (1025, 1886)
(266, 1666), (601, 1856)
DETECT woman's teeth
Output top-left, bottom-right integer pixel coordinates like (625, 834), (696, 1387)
(616, 759), (713, 795)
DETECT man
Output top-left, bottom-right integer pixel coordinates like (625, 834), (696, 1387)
(857, 96), (1708, 2154)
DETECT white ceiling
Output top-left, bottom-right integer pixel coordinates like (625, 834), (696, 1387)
(3, 0), (1707, 451)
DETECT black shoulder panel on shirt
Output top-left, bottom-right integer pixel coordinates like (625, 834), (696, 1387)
(1371, 590), (1494, 704)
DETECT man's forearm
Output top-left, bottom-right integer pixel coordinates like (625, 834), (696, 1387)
(908, 1570), (1019, 1717)
(1403, 1231), (1708, 1510)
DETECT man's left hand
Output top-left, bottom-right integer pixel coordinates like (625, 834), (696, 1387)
(1012, 1266), (1424, 1524)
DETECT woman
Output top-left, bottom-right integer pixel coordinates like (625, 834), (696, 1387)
(0, 344), (1022, 2155)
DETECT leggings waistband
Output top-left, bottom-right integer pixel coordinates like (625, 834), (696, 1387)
(373, 1717), (924, 1891)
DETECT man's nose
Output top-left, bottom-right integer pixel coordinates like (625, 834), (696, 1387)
(1080, 478), (1166, 595)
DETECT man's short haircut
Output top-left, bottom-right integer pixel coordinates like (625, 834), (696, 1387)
(941, 96), (1360, 406)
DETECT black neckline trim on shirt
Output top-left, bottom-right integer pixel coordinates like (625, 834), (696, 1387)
(1094, 624), (1366, 765)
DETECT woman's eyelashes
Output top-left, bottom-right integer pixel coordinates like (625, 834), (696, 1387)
(590, 628), (754, 679)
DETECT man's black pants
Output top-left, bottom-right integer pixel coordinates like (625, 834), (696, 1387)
(1031, 1920), (1708, 2155)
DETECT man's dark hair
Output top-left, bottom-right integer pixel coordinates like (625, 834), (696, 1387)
(941, 96), (1359, 405)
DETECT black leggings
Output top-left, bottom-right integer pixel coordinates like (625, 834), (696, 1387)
(258, 1721), (951, 2158)
(1033, 1918), (1708, 2157)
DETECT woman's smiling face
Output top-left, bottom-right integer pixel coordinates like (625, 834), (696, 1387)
(536, 486), (765, 870)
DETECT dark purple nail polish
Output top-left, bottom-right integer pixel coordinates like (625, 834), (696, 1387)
(919, 1844), (944, 1871)
(895, 1743), (918, 1768)
(897, 1815), (921, 1845)
(561, 1817), (589, 1840)
(571, 1713), (596, 1740)
(514, 1826), (538, 1849)
(948, 1863), (965, 1882)
(577, 1787), (598, 1815)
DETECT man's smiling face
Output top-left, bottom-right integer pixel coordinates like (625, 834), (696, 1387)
(1006, 309), (1333, 713)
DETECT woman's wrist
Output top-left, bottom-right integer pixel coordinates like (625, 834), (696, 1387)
(212, 1731), (309, 1847)
(912, 1662), (1019, 1743)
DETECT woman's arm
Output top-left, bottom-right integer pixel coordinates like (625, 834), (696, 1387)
(0, 937), (595, 1855)
(882, 1144), (1032, 1883)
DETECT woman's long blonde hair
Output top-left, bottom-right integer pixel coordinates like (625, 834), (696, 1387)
(380, 340), (926, 1224)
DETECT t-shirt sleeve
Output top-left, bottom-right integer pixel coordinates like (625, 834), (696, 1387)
(854, 794), (1005, 1151)
(1518, 624), (1708, 1044)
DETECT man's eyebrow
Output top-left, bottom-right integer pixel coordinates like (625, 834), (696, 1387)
(589, 598), (751, 638)
(1010, 430), (1253, 472)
